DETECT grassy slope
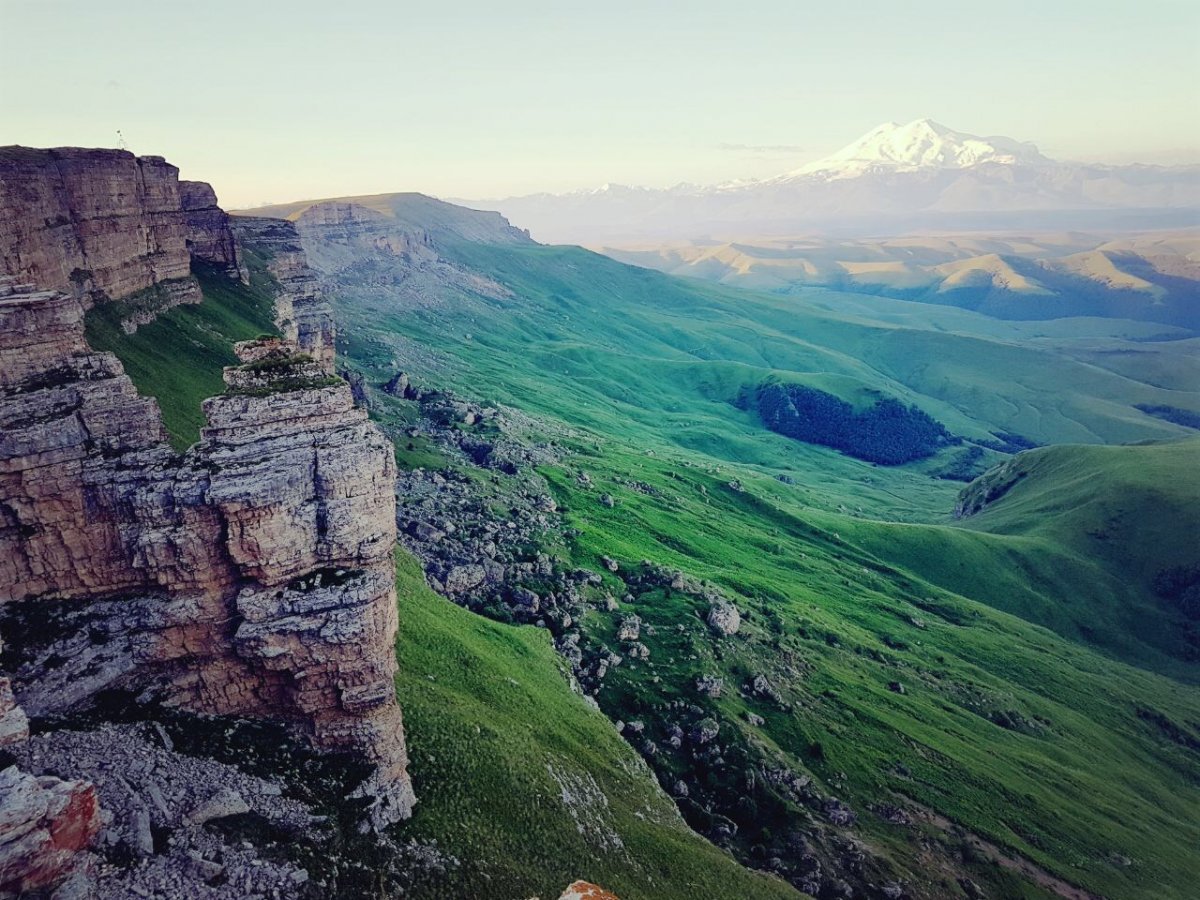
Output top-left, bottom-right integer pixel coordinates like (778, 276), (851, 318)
(333, 240), (1199, 669)
(845, 440), (1200, 676)
(82, 258), (800, 899)
(88, 228), (1200, 897)
(84, 256), (280, 450)
(393, 551), (799, 899)
(954, 440), (1200, 578)
(526, 441), (1200, 900)
(327, 240), (1200, 898)
(434, 242), (1199, 448)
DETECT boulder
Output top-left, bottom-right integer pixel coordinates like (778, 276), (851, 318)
(444, 564), (488, 593)
(186, 789), (249, 825)
(707, 600), (741, 636)
(0, 766), (101, 894)
(557, 882), (620, 900)
(616, 615), (642, 642)
(0, 678), (29, 746)
(384, 372), (412, 396)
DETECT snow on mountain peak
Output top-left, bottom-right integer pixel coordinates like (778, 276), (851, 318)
(784, 119), (1051, 180)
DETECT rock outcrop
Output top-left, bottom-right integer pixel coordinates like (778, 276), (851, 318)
(0, 766), (102, 895)
(234, 196), (523, 321)
(0, 277), (413, 830)
(8, 723), (319, 898)
(180, 180), (247, 283)
(0, 149), (414, 900)
(0, 146), (200, 311)
(231, 216), (336, 371)
(0, 676), (29, 747)
(556, 882), (620, 900)
(954, 455), (1027, 519)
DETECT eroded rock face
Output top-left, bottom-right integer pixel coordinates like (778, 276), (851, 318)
(0, 280), (413, 828)
(180, 180), (247, 283)
(230, 216), (336, 371)
(0, 146), (198, 306)
(0, 153), (412, 896)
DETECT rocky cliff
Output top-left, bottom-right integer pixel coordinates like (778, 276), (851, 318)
(231, 216), (336, 371)
(0, 150), (414, 893)
(180, 180), (247, 283)
(231, 195), (528, 320)
(0, 147), (200, 318)
(0, 276), (414, 850)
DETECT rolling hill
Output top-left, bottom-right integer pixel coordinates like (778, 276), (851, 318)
(276, 193), (1199, 897)
(601, 231), (1200, 329)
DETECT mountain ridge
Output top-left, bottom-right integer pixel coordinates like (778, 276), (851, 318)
(451, 121), (1200, 243)
(780, 118), (1053, 179)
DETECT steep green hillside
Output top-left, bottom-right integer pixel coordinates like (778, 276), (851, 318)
(521, 440), (1200, 899)
(90, 204), (1200, 898)
(84, 257), (280, 449)
(313, 215), (1199, 898)
(840, 440), (1200, 677)
(393, 551), (800, 899)
(955, 440), (1200, 579)
(338, 238), (1196, 456)
(81, 247), (803, 899)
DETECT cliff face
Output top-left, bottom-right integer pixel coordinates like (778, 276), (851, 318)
(0, 276), (412, 823)
(180, 180), (247, 283)
(0, 147), (198, 309)
(238, 198), (522, 321)
(231, 216), (336, 371)
(0, 149), (414, 891)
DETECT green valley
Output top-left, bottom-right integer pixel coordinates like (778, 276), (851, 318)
(93, 193), (1200, 898)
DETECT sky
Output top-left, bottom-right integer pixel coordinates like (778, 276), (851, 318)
(2, 0), (1198, 208)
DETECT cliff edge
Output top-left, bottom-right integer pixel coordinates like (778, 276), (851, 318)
(0, 149), (412, 894)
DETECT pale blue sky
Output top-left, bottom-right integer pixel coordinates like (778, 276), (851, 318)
(2, 0), (1197, 207)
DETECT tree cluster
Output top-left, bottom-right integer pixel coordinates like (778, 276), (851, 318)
(757, 382), (955, 465)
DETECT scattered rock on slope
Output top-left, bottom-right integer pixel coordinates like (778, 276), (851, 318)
(707, 600), (742, 636)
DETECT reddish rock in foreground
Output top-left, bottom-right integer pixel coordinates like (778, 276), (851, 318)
(0, 767), (101, 894)
(558, 881), (620, 900)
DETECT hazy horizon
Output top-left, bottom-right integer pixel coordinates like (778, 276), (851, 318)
(2, 0), (1199, 208)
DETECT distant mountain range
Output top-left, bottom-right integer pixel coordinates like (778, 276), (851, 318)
(603, 230), (1200, 329)
(457, 119), (1200, 244)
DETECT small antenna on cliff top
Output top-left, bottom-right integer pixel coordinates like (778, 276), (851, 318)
(116, 130), (128, 151)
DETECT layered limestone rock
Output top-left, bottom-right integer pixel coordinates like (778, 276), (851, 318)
(180, 180), (247, 283)
(230, 217), (336, 371)
(294, 201), (435, 261)
(0, 767), (102, 895)
(0, 279), (413, 829)
(0, 152), (415, 893)
(0, 147), (199, 308)
(0, 152), (412, 897)
(255, 198), (521, 317)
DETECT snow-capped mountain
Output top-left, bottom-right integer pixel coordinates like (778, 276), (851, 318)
(779, 118), (1051, 180)
(456, 121), (1200, 244)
